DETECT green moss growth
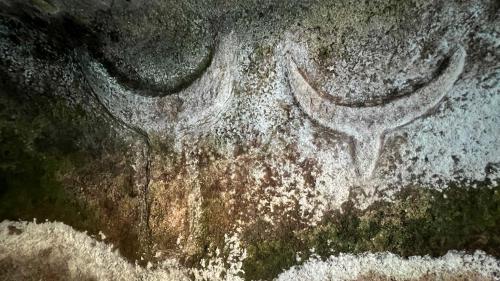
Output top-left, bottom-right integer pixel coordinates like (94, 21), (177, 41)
(0, 93), (99, 232)
(243, 229), (298, 280)
(189, 182), (232, 267)
(307, 184), (500, 258)
(0, 82), (152, 264)
(242, 182), (500, 280)
(0, 90), (149, 264)
(0, 134), (95, 230)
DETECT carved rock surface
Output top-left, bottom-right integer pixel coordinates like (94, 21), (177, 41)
(0, 0), (499, 280)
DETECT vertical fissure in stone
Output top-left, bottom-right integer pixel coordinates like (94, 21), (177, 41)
(76, 53), (153, 257)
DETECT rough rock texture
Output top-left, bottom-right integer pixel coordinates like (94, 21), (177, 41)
(1, 221), (498, 281)
(0, 0), (499, 280)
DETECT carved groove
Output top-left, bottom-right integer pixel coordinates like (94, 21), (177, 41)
(288, 46), (466, 179)
(294, 56), (452, 108)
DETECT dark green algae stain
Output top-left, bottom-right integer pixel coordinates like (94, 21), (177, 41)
(0, 71), (141, 249)
(1, 87), (499, 281)
(162, 137), (500, 280)
(242, 182), (500, 281)
(0, 92), (99, 233)
(1, 88), (499, 281)
(0, 69), (153, 263)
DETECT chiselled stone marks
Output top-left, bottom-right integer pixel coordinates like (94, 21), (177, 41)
(79, 35), (237, 258)
(94, 47), (214, 98)
(77, 57), (155, 255)
(292, 56), (454, 108)
(174, 34), (238, 140)
(92, 0), (215, 98)
(79, 34), (237, 138)
(287, 45), (466, 179)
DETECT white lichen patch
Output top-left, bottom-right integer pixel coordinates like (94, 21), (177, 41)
(0, 220), (188, 281)
(66, 1), (499, 230)
(1, 221), (499, 281)
(276, 251), (500, 281)
(1, 1), (499, 277)
(285, 38), (466, 179)
(0, 221), (249, 281)
(191, 233), (247, 281)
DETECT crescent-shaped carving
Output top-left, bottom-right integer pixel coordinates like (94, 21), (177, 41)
(79, 34), (236, 137)
(287, 46), (466, 178)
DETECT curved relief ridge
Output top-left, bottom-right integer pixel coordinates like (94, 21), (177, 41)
(79, 34), (237, 136)
(288, 46), (466, 179)
(174, 37), (236, 139)
(93, 46), (215, 98)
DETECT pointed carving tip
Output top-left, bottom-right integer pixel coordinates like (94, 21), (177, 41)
(287, 44), (467, 181)
(455, 44), (467, 60)
(433, 46), (466, 93)
(350, 134), (383, 181)
(449, 44), (467, 77)
(356, 169), (374, 181)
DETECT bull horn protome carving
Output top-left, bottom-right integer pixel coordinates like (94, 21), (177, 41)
(288, 46), (466, 179)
